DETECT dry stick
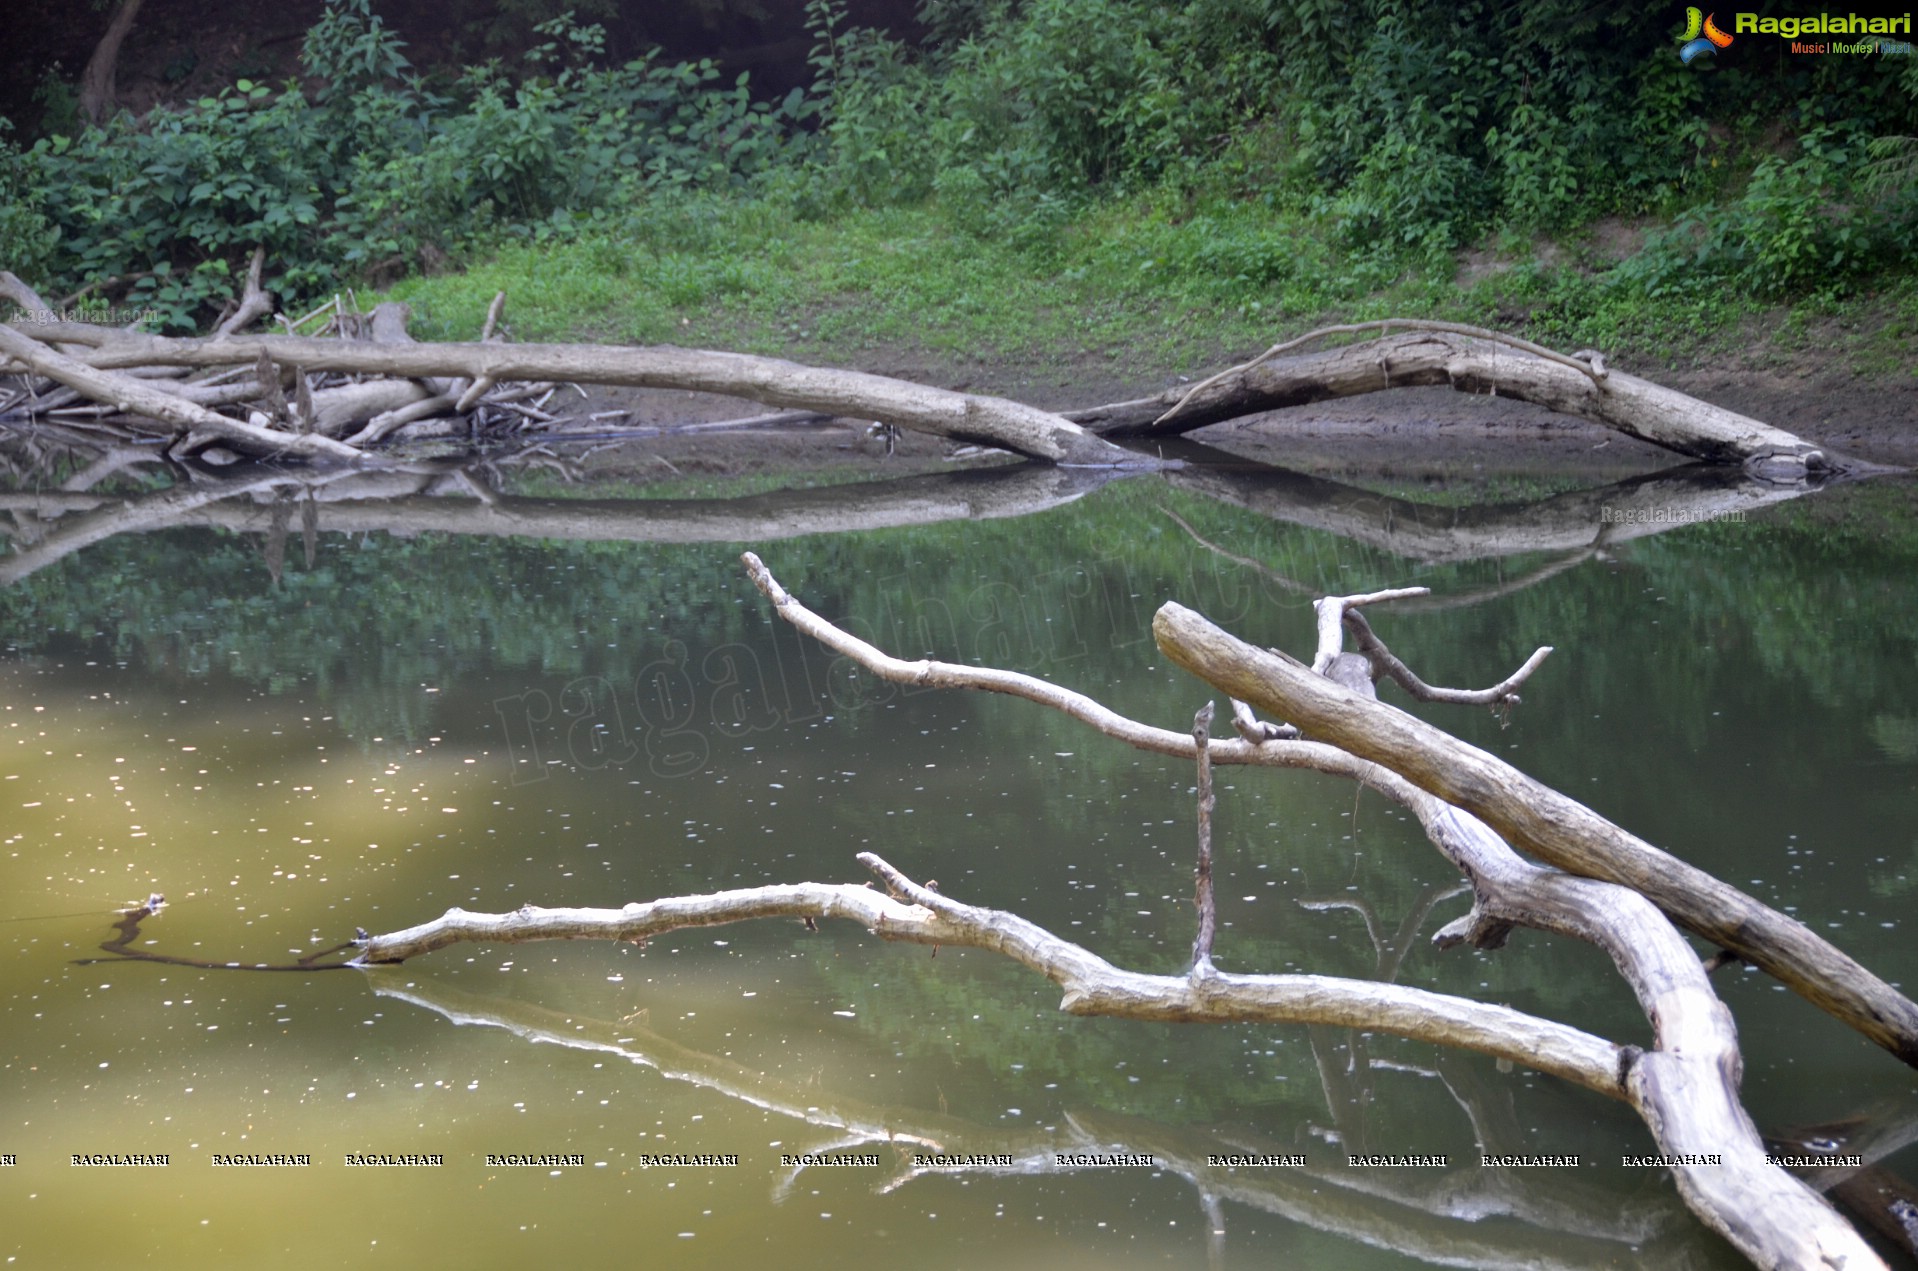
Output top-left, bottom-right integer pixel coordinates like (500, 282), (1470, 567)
(213, 246), (272, 339)
(0, 323), (362, 461)
(1151, 600), (1918, 1068)
(1310, 587), (1431, 676)
(1190, 701), (1219, 973)
(479, 291), (507, 343)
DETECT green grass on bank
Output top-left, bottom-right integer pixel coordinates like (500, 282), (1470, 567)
(383, 188), (1918, 386)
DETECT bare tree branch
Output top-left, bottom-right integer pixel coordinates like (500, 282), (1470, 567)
(353, 851), (1628, 1097)
(1151, 599), (1918, 1070)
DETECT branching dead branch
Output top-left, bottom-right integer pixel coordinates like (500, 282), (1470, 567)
(1151, 600), (1918, 1069)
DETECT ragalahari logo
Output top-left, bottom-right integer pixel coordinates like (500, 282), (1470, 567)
(1679, 7), (1736, 61)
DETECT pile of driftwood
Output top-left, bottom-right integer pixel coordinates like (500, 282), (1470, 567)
(2, 258), (1837, 474)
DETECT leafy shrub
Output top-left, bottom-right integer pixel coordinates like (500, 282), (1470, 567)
(9, 0), (812, 329)
(1611, 124), (1914, 300)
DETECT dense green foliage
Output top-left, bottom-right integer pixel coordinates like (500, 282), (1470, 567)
(1, 0), (1914, 334)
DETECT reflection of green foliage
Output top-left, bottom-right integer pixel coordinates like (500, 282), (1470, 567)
(1872, 716), (1918, 763)
(5, 470), (1916, 765)
(1870, 841), (1918, 900)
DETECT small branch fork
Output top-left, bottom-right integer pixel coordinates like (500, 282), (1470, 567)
(1308, 586), (1554, 714)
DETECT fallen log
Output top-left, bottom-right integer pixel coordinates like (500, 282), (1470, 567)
(6, 320), (1147, 467)
(1068, 322), (1831, 474)
(4, 299), (1844, 472)
(0, 322), (363, 461)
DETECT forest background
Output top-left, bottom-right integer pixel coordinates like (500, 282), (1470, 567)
(0, 0), (1914, 383)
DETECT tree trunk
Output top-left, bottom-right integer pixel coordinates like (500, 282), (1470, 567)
(78, 0), (146, 126)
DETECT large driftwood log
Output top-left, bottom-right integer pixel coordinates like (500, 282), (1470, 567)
(6, 320), (1144, 467)
(1069, 323), (1829, 473)
(1151, 600), (1918, 1070)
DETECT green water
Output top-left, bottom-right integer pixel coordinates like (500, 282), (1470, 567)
(2, 452), (1916, 1269)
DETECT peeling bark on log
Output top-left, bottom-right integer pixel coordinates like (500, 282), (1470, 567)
(1151, 599), (1918, 1070)
(1069, 328), (1829, 473)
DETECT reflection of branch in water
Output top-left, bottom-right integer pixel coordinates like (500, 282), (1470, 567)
(1769, 1104), (1918, 1260)
(74, 895), (358, 971)
(1298, 880), (1472, 983)
(1160, 504), (1315, 596)
(369, 970), (1694, 1271)
(0, 460), (1123, 585)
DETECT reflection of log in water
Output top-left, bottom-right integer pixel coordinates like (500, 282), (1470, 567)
(74, 895), (358, 971)
(1161, 445), (1822, 564)
(1769, 1108), (1918, 1260)
(0, 445), (1826, 587)
(369, 971), (1698, 1271)
(0, 462), (1121, 584)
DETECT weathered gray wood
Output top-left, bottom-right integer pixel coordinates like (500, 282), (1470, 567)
(742, 556), (1883, 1267)
(1070, 329), (1828, 471)
(1151, 599), (1918, 1069)
(354, 853), (1627, 1096)
(344, 556), (1895, 1267)
(12, 321), (1146, 466)
(0, 323), (362, 461)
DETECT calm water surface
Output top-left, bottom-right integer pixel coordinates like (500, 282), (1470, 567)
(2, 449), (1915, 1269)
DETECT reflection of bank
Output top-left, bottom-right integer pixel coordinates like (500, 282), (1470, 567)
(0, 441), (1851, 789)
